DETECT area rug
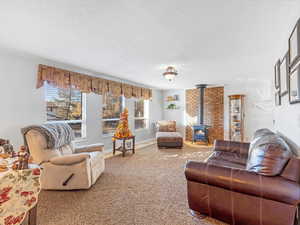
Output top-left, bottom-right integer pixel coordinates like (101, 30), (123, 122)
(37, 144), (227, 225)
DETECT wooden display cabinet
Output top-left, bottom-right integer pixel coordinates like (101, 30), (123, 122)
(228, 95), (245, 142)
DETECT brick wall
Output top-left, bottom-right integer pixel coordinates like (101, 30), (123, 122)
(185, 87), (224, 143)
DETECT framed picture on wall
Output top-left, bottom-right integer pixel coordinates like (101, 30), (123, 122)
(289, 19), (300, 68)
(274, 59), (280, 89)
(279, 52), (289, 96)
(289, 63), (300, 104)
(275, 91), (281, 106)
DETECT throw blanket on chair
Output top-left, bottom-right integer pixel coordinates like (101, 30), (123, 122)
(21, 123), (75, 149)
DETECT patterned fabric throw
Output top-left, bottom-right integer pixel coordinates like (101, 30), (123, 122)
(21, 123), (75, 149)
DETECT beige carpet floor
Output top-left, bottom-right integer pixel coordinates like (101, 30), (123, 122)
(38, 144), (227, 225)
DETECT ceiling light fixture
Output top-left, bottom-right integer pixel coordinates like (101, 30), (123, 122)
(163, 66), (178, 81)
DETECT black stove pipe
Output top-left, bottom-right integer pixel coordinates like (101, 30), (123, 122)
(196, 84), (207, 125)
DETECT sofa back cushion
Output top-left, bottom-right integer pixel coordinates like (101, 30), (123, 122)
(157, 121), (176, 132)
(246, 132), (292, 176)
(280, 157), (300, 182)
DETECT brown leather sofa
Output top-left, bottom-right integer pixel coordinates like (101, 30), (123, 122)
(185, 129), (300, 225)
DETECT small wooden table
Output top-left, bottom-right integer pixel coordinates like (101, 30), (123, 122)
(113, 136), (135, 157)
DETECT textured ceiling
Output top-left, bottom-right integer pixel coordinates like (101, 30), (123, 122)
(0, 0), (299, 89)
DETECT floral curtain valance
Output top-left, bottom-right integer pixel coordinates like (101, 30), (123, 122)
(36, 64), (152, 99)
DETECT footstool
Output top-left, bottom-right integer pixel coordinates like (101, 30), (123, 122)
(156, 132), (183, 149)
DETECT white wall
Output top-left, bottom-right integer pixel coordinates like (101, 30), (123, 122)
(274, 62), (300, 151)
(274, 94), (300, 147)
(224, 80), (274, 141)
(162, 90), (185, 136)
(0, 50), (45, 147)
(273, 7), (300, 150)
(0, 49), (163, 150)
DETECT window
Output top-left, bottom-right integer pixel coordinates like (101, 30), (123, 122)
(45, 83), (86, 138)
(134, 99), (149, 130)
(102, 93), (124, 135)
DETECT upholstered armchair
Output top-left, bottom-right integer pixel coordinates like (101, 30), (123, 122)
(24, 128), (105, 190)
(156, 120), (183, 148)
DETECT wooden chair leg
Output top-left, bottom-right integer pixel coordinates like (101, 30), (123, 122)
(122, 139), (126, 157)
(28, 205), (37, 225)
(133, 137), (135, 154)
(113, 140), (116, 155)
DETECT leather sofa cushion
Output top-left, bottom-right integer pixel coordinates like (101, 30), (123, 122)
(214, 140), (250, 158)
(206, 157), (245, 169)
(281, 157), (300, 182)
(206, 140), (249, 169)
(246, 133), (292, 176)
(208, 151), (247, 166)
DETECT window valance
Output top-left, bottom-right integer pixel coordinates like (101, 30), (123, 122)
(36, 64), (152, 99)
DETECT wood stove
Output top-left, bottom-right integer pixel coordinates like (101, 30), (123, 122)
(192, 84), (209, 144)
(192, 124), (209, 143)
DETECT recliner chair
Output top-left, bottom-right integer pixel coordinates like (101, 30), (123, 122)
(24, 128), (105, 190)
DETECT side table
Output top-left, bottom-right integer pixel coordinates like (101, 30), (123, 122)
(113, 136), (135, 157)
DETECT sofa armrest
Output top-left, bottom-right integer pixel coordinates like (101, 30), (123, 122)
(74, 143), (104, 153)
(50, 154), (90, 166)
(185, 160), (300, 205)
(213, 140), (250, 157)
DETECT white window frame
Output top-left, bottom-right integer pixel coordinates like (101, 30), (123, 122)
(102, 95), (125, 136)
(45, 85), (87, 140)
(134, 99), (149, 131)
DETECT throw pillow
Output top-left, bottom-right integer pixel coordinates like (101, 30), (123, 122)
(246, 134), (292, 176)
